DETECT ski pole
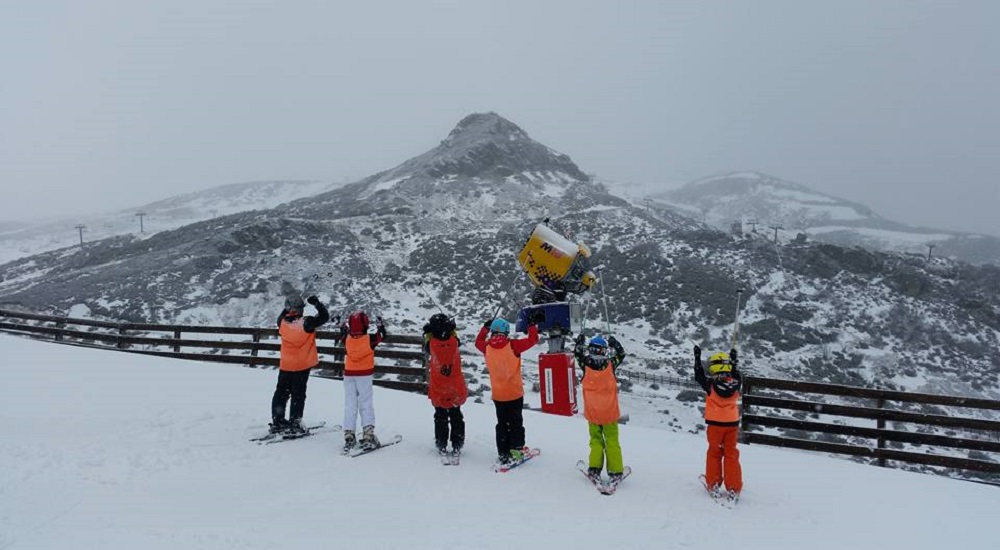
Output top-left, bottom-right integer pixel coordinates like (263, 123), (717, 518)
(416, 282), (447, 315)
(731, 288), (744, 349)
(490, 269), (524, 320)
(597, 267), (612, 336)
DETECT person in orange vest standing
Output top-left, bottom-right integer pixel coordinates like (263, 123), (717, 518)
(475, 316), (539, 466)
(340, 310), (386, 452)
(423, 313), (467, 459)
(271, 295), (330, 434)
(574, 334), (627, 485)
(694, 345), (743, 500)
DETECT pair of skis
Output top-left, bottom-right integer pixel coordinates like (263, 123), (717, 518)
(699, 475), (740, 508)
(439, 449), (462, 466)
(342, 434), (404, 458)
(576, 461), (632, 495)
(493, 447), (542, 473)
(249, 422), (338, 445)
(250, 423), (403, 457)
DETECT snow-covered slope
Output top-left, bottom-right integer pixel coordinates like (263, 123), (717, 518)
(1, 334), (995, 550)
(0, 179), (339, 264)
(652, 171), (1000, 265)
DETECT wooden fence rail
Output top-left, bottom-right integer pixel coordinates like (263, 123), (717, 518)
(0, 308), (428, 393)
(741, 376), (1000, 475)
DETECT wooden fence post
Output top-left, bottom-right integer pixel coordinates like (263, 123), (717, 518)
(249, 330), (261, 368)
(876, 397), (886, 467)
(740, 378), (752, 444)
(174, 330), (181, 353)
(117, 324), (126, 349)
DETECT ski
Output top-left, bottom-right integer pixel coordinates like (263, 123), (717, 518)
(493, 447), (541, 473)
(698, 475), (739, 508)
(601, 466), (631, 495)
(250, 422), (337, 444)
(576, 460), (607, 493)
(346, 434), (403, 458)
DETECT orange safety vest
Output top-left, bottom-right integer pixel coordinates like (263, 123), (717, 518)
(278, 318), (319, 372)
(705, 390), (741, 424)
(427, 336), (468, 408)
(485, 342), (523, 402)
(344, 334), (375, 376)
(582, 363), (620, 425)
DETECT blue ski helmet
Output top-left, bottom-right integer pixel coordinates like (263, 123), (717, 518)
(489, 318), (510, 334)
(588, 335), (609, 358)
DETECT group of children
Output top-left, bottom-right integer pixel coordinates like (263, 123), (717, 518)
(269, 294), (744, 498)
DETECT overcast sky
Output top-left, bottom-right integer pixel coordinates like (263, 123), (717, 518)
(2, 1), (998, 235)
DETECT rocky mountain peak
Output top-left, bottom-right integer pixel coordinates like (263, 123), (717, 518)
(441, 112), (530, 147)
(357, 112), (591, 188)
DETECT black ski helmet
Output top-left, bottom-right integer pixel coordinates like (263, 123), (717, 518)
(284, 295), (305, 316)
(426, 313), (455, 340)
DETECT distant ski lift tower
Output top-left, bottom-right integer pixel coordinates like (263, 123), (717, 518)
(926, 243), (935, 261)
(135, 211), (147, 234)
(747, 219), (759, 233)
(768, 224), (784, 243)
(75, 224), (86, 246)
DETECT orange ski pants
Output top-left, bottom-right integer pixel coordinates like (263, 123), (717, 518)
(705, 425), (742, 493)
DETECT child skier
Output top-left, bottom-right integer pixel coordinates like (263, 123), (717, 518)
(694, 345), (743, 499)
(423, 313), (467, 456)
(271, 295), (330, 434)
(475, 316), (540, 466)
(340, 310), (387, 452)
(574, 334), (627, 483)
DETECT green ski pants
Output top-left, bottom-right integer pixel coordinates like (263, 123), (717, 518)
(588, 422), (623, 474)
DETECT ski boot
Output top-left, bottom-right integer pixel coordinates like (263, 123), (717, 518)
(343, 430), (357, 453)
(587, 467), (602, 483)
(286, 418), (306, 436)
(360, 425), (380, 451)
(509, 448), (525, 463)
(269, 418), (290, 435)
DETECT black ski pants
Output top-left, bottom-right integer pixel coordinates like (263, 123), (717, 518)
(434, 406), (465, 450)
(271, 368), (311, 422)
(493, 397), (525, 458)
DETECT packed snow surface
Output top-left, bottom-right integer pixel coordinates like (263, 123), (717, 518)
(0, 335), (995, 549)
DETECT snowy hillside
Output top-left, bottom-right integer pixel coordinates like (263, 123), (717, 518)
(1, 112), (999, 441)
(1, 334), (995, 550)
(651, 171), (1000, 265)
(0, 179), (339, 264)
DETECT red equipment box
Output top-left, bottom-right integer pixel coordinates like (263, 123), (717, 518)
(538, 352), (578, 416)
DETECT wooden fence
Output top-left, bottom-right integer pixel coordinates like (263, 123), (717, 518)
(3, 308), (999, 477)
(742, 376), (1000, 475)
(0, 308), (428, 393)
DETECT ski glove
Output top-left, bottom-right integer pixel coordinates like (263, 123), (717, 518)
(307, 295), (320, 306)
(729, 348), (738, 365)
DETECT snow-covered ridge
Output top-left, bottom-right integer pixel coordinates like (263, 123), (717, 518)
(0, 179), (339, 264)
(652, 171), (1000, 264)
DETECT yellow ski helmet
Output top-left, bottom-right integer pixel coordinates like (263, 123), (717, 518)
(708, 352), (732, 375)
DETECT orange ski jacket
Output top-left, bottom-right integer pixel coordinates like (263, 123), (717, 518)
(278, 318), (319, 372)
(582, 361), (620, 425)
(426, 335), (468, 408)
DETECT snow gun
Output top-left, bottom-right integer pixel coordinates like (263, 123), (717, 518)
(514, 221), (595, 341)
